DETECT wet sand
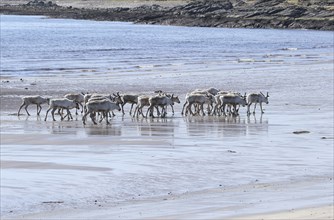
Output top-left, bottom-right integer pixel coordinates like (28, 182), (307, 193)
(234, 205), (334, 220)
(1, 60), (334, 219)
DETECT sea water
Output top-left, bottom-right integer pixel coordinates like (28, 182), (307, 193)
(1, 15), (333, 77)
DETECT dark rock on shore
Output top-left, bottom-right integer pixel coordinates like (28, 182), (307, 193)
(1, 0), (333, 30)
(26, 0), (58, 7)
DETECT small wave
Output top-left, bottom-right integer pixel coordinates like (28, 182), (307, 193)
(238, 58), (255, 63)
(64, 48), (135, 53)
(281, 47), (298, 51)
(20, 67), (86, 72)
(137, 65), (154, 69)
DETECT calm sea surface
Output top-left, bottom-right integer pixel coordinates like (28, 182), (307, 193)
(1, 15), (333, 77)
(1, 15), (333, 217)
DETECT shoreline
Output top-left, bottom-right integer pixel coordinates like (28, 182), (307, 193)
(2, 174), (333, 219)
(3, 206), (334, 220)
(1, 0), (334, 30)
(232, 205), (334, 220)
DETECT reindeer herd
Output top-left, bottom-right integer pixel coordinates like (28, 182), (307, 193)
(17, 88), (269, 125)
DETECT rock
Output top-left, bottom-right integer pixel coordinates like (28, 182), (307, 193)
(293, 130), (310, 134)
(42, 201), (64, 204)
(278, 7), (307, 18)
(26, 0), (58, 7)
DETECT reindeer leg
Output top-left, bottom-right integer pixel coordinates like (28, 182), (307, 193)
(253, 103), (257, 114)
(18, 103), (25, 116)
(51, 108), (57, 121)
(247, 103), (251, 115)
(68, 109), (73, 120)
(130, 103), (135, 115)
(161, 106), (167, 118)
(24, 105), (31, 116)
(201, 104), (205, 116)
(140, 107), (145, 118)
(37, 104), (43, 115)
(106, 112), (110, 125)
(82, 111), (90, 125)
(181, 102), (188, 115)
(98, 112), (104, 123)
(65, 109), (72, 121)
(90, 112), (97, 125)
(79, 103), (84, 114)
(145, 106), (151, 118)
(44, 107), (51, 121)
(260, 103), (264, 114)
(155, 106), (161, 117)
(121, 103), (126, 115)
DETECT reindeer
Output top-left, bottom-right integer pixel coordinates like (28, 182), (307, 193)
(247, 92), (269, 114)
(220, 93), (247, 116)
(113, 92), (138, 115)
(18, 95), (49, 116)
(146, 95), (174, 118)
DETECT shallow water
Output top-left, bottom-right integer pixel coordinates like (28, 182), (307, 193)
(0, 15), (333, 217)
(1, 15), (333, 77)
(1, 108), (333, 216)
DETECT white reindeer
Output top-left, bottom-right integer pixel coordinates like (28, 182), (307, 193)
(64, 93), (85, 115)
(146, 95), (174, 118)
(167, 94), (181, 115)
(133, 95), (151, 118)
(182, 93), (215, 116)
(113, 92), (138, 115)
(185, 89), (217, 115)
(220, 93), (247, 116)
(17, 95), (49, 116)
(151, 91), (181, 115)
(83, 93), (114, 113)
(192, 87), (220, 95)
(44, 98), (79, 121)
(247, 92), (269, 114)
(82, 100), (121, 125)
(213, 91), (231, 116)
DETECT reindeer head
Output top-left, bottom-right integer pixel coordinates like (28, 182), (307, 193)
(46, 98), (51, 105)
(113, 92), (123, 104)
(260, 92), (269, 104)
(171, 94), (181, 104)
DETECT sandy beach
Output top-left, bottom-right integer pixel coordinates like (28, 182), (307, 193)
(1, 64), (333, 219)
(1, 15), (333, 219)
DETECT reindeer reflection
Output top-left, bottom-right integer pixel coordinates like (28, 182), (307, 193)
(184, 114), (268, 138)
(85, 125), (122, 136)
(133, 117), (176, 137)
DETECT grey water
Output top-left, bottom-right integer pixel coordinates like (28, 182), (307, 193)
(1, 15), (333, 77)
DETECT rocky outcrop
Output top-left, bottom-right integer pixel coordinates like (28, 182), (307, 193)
(1, 0), (333, 30)
(26, 0), (58, 7)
